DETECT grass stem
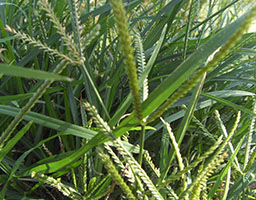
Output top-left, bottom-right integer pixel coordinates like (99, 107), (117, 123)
(139, 125), (146, 166)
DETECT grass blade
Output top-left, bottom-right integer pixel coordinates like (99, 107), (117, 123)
(0, 64), (73, 81)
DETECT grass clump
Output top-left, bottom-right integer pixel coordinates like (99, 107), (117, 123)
(0, 0), (256, 199)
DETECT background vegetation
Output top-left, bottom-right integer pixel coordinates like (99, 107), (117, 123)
(0, 0), (256, 199)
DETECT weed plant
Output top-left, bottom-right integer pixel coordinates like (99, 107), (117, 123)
(0, 0), (256, 199)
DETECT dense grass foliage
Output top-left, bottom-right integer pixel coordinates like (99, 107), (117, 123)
(0, 0), (256, 199)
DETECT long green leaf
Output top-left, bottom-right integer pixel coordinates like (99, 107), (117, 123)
(201, 92), (256, 117)
(0, 105), (139, 152)
(0, 121), (33, 163)
(0, 93), (33, 103)
(0, 64), (73, 81)
(20, 132), (104, 176)
(0, 105), (96, 140)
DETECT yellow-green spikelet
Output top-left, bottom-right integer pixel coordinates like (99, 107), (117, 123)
(97, 149), (136, 199)
(110, 0), (143, 123)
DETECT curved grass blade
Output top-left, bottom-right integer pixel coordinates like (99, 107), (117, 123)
(0, 105), (97, 139)
(0, 93), (33, 104)
(0, 105), (138, 153)
(0, 64), (73, 81)
(208, 136), (244, 199)
(20, 132), (105, 176)
(201, 92), (256, 117)
(0, 121), (33, 163)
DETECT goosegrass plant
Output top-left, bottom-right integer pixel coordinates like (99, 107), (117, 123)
(0, 0), (256, 199)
